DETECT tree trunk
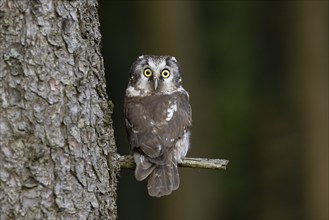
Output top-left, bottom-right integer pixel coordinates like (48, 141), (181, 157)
(0, 0), (118, 219)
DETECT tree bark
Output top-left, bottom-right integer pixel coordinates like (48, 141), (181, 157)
(0, 0), (117, 219)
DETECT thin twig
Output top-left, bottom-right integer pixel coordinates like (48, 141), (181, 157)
(118, 155), (229, 170)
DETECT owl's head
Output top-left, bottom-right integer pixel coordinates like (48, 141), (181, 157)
(126, 55), (182, 96)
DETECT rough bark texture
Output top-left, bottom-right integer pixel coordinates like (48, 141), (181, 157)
(0, 0), (117, 219)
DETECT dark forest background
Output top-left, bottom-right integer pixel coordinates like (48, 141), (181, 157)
(98, 1), (328, 220)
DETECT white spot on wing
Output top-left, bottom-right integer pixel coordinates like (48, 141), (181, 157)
(140, 154), (145, 163)
(174, 130), (191, 162)
(166, 102), (177, 121)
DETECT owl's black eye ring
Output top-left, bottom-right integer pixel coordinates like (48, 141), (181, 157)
(161, 69), (170, 78)
(143, 68), (153, 78)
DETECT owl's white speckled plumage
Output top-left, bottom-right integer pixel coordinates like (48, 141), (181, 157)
(124, 55), (192, 197)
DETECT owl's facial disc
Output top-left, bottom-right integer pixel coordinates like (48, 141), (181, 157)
(149, 71), (170, 92)
(146, 59), (174, 93)
(127, 55), (181, 97)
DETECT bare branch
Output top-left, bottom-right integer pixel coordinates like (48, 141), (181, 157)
(118, 155), (229, 170)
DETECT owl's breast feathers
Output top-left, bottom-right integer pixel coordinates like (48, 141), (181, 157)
(124, 91), (191, 161)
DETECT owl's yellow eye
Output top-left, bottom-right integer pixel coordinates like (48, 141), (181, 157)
(143, 68), (153, 78)
(161, 69), (170, 78)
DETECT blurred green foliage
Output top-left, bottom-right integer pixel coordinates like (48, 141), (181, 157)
(99, 1), (328, 220)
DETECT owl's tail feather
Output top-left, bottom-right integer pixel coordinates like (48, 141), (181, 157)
(134, 153), (156, 181)
(147, 160), (180, 197)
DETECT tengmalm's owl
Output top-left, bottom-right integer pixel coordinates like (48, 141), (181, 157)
(124, 55), (192, 197)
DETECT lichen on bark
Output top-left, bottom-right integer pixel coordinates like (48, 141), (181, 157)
(0, 0), (117, 219)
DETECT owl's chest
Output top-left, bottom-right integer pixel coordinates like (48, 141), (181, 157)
(139, 95), (178, 122)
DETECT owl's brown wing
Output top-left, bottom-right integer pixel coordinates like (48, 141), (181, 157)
(124, 91), (191, 196)
(124, 97), (163, 159)
(124, 91), (191, 160)
(124, 95), (166, 182)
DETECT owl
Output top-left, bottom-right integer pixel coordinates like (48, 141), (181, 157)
(124, 55), (192, 197)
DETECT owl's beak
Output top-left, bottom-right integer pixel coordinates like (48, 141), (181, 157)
(154, 78), (158, 90)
